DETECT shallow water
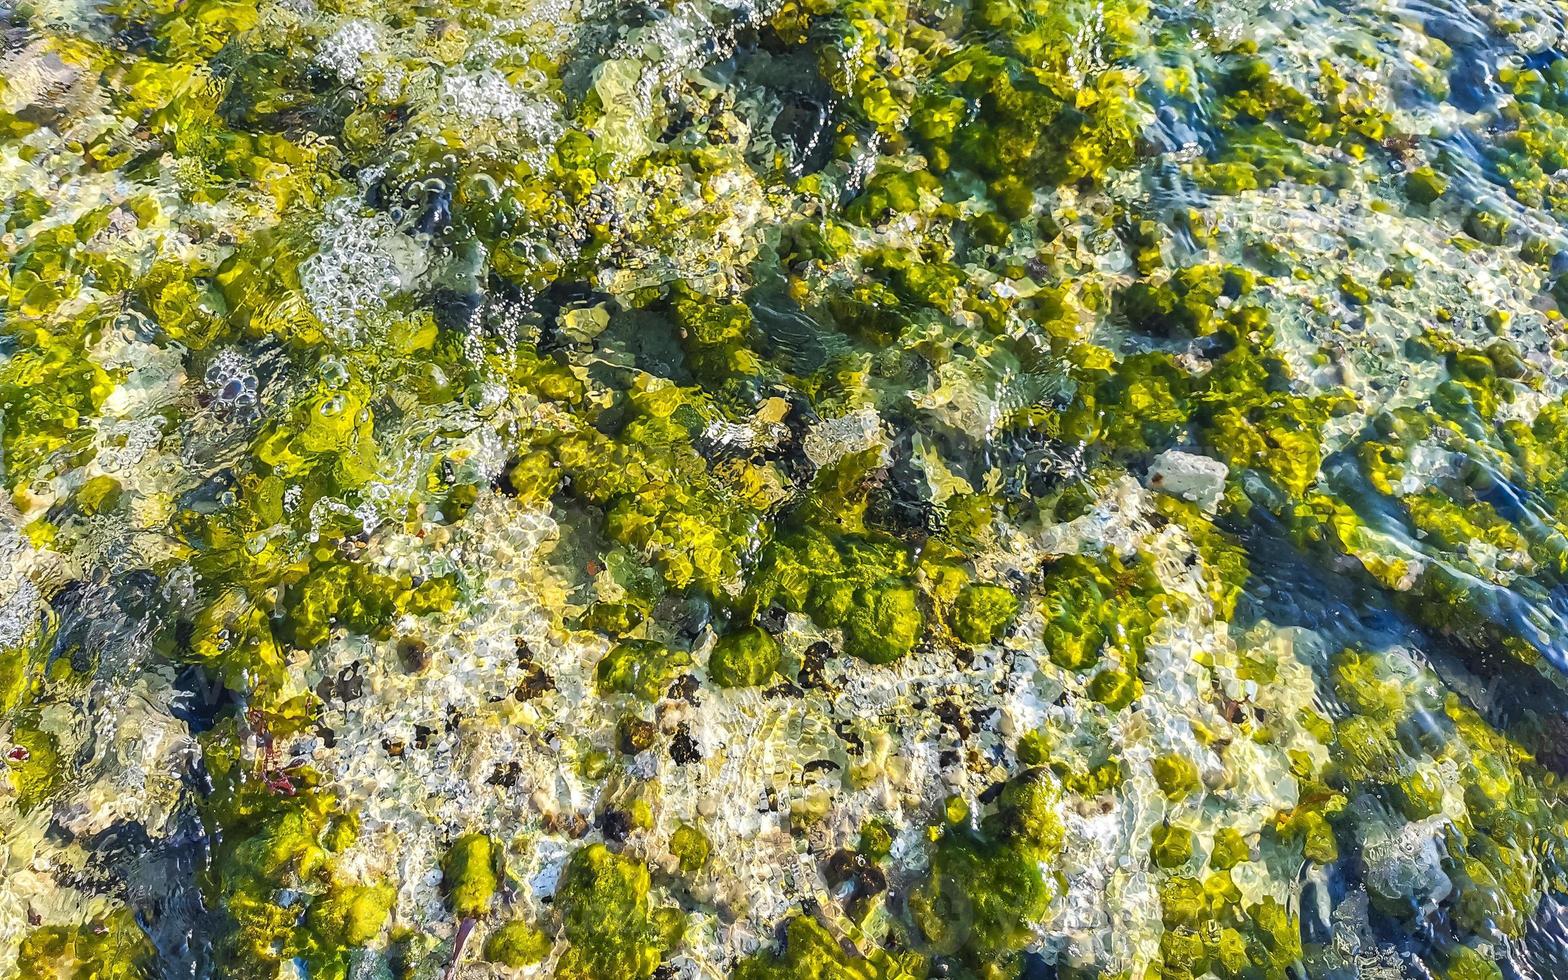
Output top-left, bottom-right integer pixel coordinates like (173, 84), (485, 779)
(7, 0), (1568, 978)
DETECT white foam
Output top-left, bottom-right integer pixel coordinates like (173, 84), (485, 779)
(317, 20), (379, 82)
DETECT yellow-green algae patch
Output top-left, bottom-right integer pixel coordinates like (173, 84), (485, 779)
(9, 0), (1568, 978)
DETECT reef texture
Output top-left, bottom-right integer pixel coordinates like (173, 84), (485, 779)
(7, 0), (1568, 978)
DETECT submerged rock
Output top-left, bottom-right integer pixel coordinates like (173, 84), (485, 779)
(1146, 450), (1230, 513)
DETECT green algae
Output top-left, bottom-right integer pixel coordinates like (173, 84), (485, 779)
(1151, 824), (1195, 869)
(1036, 552), (1168, 671)
(840, 582), (925, 665)
(669, 823), (711, 874)
(298, 882), (396, 979)
(483, 920), (552, 968)
(597, 639), (691, 702)
(4, 725), (61, 812)
(707, 626), (781, 688)
(16, 909), (153, 980)
(441, 833), (499, 920)
(744, 524), (927, 663)
(735, 914), (915, 980)
(6, 0), (1568, 977)
(553, 843), (683, 980)
(947, 583), (1020, 646)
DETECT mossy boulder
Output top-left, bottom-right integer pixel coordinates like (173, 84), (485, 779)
(841, 583), (923, 664)
(596, 640), (690, 701)
(485, 920), (553, 968)
(948, 583), (1020, 645)
(303, 882), (394, 949)
(554, 843), (683, 980)
(708, 627), (782, 688)
(442, 833), (498, 919)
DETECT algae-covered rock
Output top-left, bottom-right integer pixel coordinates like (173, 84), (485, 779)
(484, 920), (552, 968)
(7, 1), (1568, 979)
(669, 824), (710, 874)
(442, 833), (499, 919)
(708, 626), (782, 687)
(16, 908), (153, 980)
(554, 843), (682, 980)
(597, 640), (690, 701)
(1153, 753), (1201, 801)
(907, 830), (1053, 967)
(733, 915), (908, 980)
(1086, 666), (1142, 710)
(304, 882), (394, 949)
(5, 725), (61, 811)
(503, 451), (561, 505)
(1152, 824), (1195, 869)
(841, 583), (923, 664)
(1406, 166), (1449, 205)
(948, 583), (1020, 645)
